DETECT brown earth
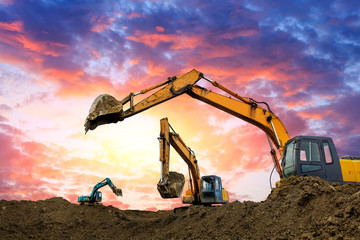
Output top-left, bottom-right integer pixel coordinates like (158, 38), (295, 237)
(1, 176), (360, 239)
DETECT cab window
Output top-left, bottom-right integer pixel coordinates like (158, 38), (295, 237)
(202, 178), (213, 191)
(283, 140), (296, 178)
(323, 142), (333, 164)
(299, 141), (320, 162)
(215, 178), (220, 191)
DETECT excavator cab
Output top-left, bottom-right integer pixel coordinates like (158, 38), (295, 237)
(200, 175), (228, 204)
(93, 191), (102, 202)
(282, 136), (344, 183)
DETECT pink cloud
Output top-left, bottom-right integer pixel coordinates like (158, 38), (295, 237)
(90, 15), (114, 33)
(0, 21), (23, 32)
(44, 68), (84, 82)
(0, 104), (12, 112)
(155, 26), (165, 32)
(126, 30), (202, 49)
(128, 58), (140, 65)
(88, 48), (101, 58)
(19, 37), (70, 57)
(128, 12), (143, 19)
(287, 99), (314, 108)
(0, 123), (67, 201)
(0, 20), (69, 62)
(55, 74), (116, 97)
(298, 112), (323, 120)
(0, 115), (8, 122)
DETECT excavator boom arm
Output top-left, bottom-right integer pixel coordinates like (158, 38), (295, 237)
(187, 86), (290, 153)
(85, 69), (291, 178)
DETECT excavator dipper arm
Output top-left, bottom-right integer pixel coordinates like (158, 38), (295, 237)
(157, 118), (201, 202)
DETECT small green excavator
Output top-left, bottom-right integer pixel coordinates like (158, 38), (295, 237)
(78, 178), (122, 205)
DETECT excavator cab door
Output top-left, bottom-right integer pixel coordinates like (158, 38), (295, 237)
(213, 176), (223, 203)
(200, 176), (215, 204)
(282, 139), (297, 178)
(297, 138), (326, 179)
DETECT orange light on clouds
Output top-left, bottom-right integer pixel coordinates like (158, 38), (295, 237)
(128, 58), (140, 65)
(90, 15), (114, 33)
(287, 99), (314, 108)
(298, 112), (323, 120)
(55, 76), (115, 97)
(0, 20), (23, 32)
(128, 12), (143, 19)
(126, 30), (202, 49)
(155, 26), (165, 32)
(44, 68), (84, 82)
(88, 48), (101, 58)
(146, 62), (167, 78)
(0, 21), (69, 57)
(19, 36), (69, 57)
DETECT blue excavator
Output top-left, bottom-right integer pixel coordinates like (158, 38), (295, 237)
(78, 178), (122, 205)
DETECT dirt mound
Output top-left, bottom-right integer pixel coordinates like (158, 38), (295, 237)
(1, 176), (360, 239)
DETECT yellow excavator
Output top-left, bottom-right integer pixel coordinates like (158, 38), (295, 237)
(84, 69), (360, 186)
(157, 117), (229, 205)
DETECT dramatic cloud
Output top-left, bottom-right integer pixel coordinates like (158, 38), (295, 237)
(0, 0), (359, 210)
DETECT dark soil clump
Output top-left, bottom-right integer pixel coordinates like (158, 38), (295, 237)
(1, 176), (360, 239)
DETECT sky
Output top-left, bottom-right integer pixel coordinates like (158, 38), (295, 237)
(0, 0), (359, 210)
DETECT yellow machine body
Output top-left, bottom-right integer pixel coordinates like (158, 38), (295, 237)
(340, 158), (360, 182)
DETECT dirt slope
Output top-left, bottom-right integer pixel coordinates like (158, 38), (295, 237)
(1, 176), (360, 239)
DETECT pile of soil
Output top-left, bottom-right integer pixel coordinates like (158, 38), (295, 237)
(1, 176), (360, 239)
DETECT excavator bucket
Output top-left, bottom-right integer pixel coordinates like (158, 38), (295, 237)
(84, 94), (124, 133)
(112, 187), (123, 196)
(157, 171), (185, 198)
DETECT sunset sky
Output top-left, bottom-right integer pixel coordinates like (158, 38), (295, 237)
(1, 0), (359, 210)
